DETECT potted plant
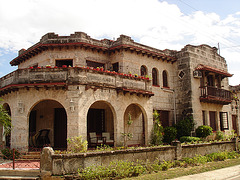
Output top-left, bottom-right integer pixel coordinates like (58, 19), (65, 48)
(62, 65), (67, 68)
(100, 67), (104, 71)
(46, 65), (51, 68)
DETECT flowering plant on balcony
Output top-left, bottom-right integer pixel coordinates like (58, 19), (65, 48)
(62, 65), (67, 68)
(46, 65), (51, 68)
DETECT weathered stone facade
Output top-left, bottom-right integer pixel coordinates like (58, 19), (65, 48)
(0, 32), (237, 151)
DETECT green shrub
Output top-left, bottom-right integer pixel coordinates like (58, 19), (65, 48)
(180, 136), (201, 143)
(163, 127), (177, 144)
(151, 110), (164, 145)
(67, 136), (88, 153)
(215, 131), (224, 140)
(176, 115), (195, 139)
(196, 125), (213, 138)
(1, 148), (20, 160)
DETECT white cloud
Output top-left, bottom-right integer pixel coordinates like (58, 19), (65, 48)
(0, 0), (240, 85)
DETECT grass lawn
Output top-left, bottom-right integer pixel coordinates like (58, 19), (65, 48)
(125, 158), (240, 180)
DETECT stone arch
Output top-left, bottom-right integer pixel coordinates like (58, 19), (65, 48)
(124, 103), (148, 146)
(28, 99), (67, 149)
(87, 100), (116, 147)
(2, 103), (11, 147)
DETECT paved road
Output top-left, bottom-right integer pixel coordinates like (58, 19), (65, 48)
(172, 165), (240, 180)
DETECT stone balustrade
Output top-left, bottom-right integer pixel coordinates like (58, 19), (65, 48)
(0, 67), (153, 96)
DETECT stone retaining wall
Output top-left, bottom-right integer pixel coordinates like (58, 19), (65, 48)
(40, 139), (238, 176)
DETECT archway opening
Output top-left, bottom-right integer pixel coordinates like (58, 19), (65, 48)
(124, 104), (145, 147)
(2, 103), (11, 148)
(87, 101), (114, 147)
(29, 100), (67, 150)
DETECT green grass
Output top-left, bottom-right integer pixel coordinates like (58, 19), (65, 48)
(124, 158), (240, 180)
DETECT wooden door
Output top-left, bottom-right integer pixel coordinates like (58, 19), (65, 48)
(232, 115), (237, 133)
(209, 111), (217, 131)
(54, 108), (67, 149)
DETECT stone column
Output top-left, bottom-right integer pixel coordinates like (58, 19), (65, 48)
(172, 140), (182, 160)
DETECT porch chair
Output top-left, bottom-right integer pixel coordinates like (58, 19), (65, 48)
(102, 132), (114, 146)
(89, 132), (104, 147)
(32, 129), (50, 148)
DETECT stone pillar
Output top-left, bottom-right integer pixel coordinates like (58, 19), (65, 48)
(11, 115), (28, 152)
(234, 137), (239, 152)
(115, 109), (124, 147)
(40, 147), (54, 178)
(172, 140), (182, 160)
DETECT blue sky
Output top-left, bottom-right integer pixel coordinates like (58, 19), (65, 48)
(0, 0), (240, 85)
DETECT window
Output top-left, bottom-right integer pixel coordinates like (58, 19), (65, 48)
(56, 59), (73, 67)
(152, 68), (158, 86)
(219, 112), (229, 131)
(140, 65), (147, 76)
(209, 111), (217, 131)
(86, 60), (105, 69)
(162, 70), (168, 88)
(202, 111), (206, 125)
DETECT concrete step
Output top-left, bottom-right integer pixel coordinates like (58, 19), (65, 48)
(0, 169), (40, 177)
(20, 152), (40, 160)
(0, 176), (40, 180)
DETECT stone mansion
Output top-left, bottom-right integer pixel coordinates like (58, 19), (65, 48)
(0, 32), (238, 151)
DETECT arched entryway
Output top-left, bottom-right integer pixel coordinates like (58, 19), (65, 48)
(29, 100), (67, 149)
(87, 101), (114, 147)
(124, 104), (146, 146)
(2, 103), (11, 147)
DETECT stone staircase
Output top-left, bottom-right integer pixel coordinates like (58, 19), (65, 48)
(0, 151), (41, 179)
(19, 151), (41, 161)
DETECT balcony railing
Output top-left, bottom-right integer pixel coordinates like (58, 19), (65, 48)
(200, 86), (232, 105)
(0, 67), (153, 97)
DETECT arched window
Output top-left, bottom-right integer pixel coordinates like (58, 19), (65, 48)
(140, 65), (147, 76)
(152, 68), (158, 86)
(163, 70), (168, 87)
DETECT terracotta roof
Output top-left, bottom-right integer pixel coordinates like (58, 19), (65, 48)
(195, 64), (232, 77)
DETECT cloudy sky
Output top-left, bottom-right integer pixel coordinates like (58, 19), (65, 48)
(0, 0), (240, 85)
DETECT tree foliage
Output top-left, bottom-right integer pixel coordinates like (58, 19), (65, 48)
(0, 99), (12, 135)
(176, 115), (194, 139)
(151, 110), (164, 145)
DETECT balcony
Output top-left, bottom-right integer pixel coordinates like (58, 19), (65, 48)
(0, 67), (153, 97)
(200, 86), (232, 105)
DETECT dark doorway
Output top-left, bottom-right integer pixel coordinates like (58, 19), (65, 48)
(159, 110), (170, 128)
(207, 75), (214, 86)
(232, 115), (237, 134)
(29, 110), (37, 146)
(54, 108), (67, 149)
(209, 111), (217, 131)
(112, 62), (119, 72)
(87, 109), (105, 134)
